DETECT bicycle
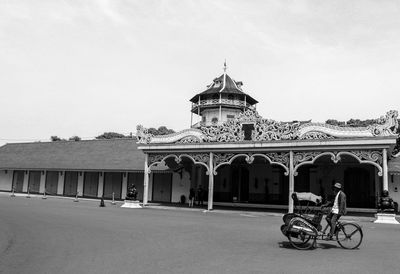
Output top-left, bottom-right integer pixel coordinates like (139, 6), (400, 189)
(281, 192), (363, 250)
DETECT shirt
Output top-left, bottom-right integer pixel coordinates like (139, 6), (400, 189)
(332, 191), (341, 214)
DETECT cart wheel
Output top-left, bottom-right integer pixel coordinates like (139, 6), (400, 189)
(287, 219), (316, 250)
(336, 223), (363, 249)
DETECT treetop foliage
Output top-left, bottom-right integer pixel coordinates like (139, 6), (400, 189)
(147, 126), (175, 135)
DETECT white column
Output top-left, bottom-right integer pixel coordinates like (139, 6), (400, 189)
(288, 151), (295, 213)
(39, 171), (46, 193)
(121, 172), (128, 200)
(143, 154), (150, 205)
(383, 148), (388, 191)
(22, 171), (29, 192)
(207, 152), (214, 211)
(97, 172), (104, 198)
(77, 172), (84, 197)
(57, 172), (64, 195)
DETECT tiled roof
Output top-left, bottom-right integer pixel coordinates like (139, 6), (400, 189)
(190, 74), (258, 105)
(388, 156), (400, 174)
(0, 139), (145, 171)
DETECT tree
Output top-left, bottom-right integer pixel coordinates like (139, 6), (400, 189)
(50, 136), (62, 141)
(325, 119), (345, 127)
(147, 126), (175, 136)
(69, 136), (81, 141)
(95, 132), (126, 139)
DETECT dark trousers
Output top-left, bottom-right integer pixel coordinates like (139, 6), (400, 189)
(326, 212), (341, 236)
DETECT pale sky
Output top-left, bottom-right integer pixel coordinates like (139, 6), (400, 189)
(1, 0), (399, 145)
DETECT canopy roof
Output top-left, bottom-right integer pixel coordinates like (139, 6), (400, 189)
(190, 74), (258, 105)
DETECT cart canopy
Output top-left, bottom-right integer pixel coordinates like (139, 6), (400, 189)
(292, 192), (322, 204)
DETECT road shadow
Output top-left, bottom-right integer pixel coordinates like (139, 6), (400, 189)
(316, 242), (340, 249)
(278, 241), (339, 250)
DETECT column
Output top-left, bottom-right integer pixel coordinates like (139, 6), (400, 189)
(39, 171), (46, 193)
(22, 171), (29, 192)
(383, 148), (388, 191)
(97, 172), (104, 198)
(288, 151), (295, 213)
(77, 172), (84, 197)
(207, 152), (214, 211)
(143, 153), (150, 205)
(121, 172), (128, 200)
(57, 171), (64, 195)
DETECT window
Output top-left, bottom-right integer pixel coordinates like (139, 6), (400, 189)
(227, 115), (235, 120)
(211, 117), (218, 124)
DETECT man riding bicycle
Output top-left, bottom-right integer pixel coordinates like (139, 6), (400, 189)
(322, 182), (347, 240)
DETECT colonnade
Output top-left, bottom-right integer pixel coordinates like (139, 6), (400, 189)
(142, 149), (388, 212)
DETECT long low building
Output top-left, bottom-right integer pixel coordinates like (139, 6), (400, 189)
(0, 139), (190, 203)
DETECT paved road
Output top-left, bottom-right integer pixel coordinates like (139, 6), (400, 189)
(1, 195), (400, 274)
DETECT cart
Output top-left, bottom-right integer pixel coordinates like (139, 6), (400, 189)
(280, 192), (363, 250)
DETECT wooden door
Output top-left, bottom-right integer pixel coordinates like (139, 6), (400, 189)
(152, 173), (172, 202)
(103, 172), (122, 199)
(83, 172), (99, 198)
(28, 171), (41, 193)
(45, 171), (59, 195)
(13, 171), (24, 192)
(64, 171), (78, 196)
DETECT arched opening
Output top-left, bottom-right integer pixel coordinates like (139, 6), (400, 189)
(214, 156), (288, 205)
(295, 154), (378, 209)
(148, 155), (209, 204)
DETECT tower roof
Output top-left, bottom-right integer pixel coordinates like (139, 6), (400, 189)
(190, 73), (258, 105)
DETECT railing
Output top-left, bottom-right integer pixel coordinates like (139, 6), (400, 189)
(192, 99), (255, 110)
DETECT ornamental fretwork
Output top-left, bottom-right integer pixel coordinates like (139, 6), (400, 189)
(350, 150), (383, 165)
(293, 150), (384, 176)
(213, 152), (290, 175)
(137, 110), (398, 144)
(148, 153), (210, 173)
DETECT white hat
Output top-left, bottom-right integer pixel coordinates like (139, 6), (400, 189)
(334, 182), (342, 189)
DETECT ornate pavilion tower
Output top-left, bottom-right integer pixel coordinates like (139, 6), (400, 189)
(190, 63), (258, 127)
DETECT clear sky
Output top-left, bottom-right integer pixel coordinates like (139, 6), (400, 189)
(1, 0), (399, 145)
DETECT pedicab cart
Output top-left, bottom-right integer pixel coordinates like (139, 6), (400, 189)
(280, 192), (363, 250)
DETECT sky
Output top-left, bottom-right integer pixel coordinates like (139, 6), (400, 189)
(0, 0), (400, 145)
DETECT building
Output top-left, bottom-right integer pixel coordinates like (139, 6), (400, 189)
(1, 67), (399, 213)
(0, 139), (189, 203)
(136, 68), (400, 213)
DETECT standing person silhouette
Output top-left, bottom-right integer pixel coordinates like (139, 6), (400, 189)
(197, 185), (204, 206)
(188, 188), (195, 207)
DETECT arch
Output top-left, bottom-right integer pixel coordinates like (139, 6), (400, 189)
(148, 153), (210, 175)
(336, 151), (383, 176)
(293, 151), (383, 176)
(214, 153), (289, 176)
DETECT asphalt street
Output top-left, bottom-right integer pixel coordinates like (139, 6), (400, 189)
(1, 194), (400, 274)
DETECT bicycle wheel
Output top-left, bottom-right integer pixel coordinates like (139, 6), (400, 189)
(336, 223), (363, 249)
(287, 219), (316, 250)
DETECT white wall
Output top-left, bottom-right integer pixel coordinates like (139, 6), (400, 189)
(77, 172), (84, 197)
(0, 170), (13, 191)
(171, 170), (191, 203)
(388, 174), (400, 205)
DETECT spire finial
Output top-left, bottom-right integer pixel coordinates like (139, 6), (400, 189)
(223, 60), (227, 73)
